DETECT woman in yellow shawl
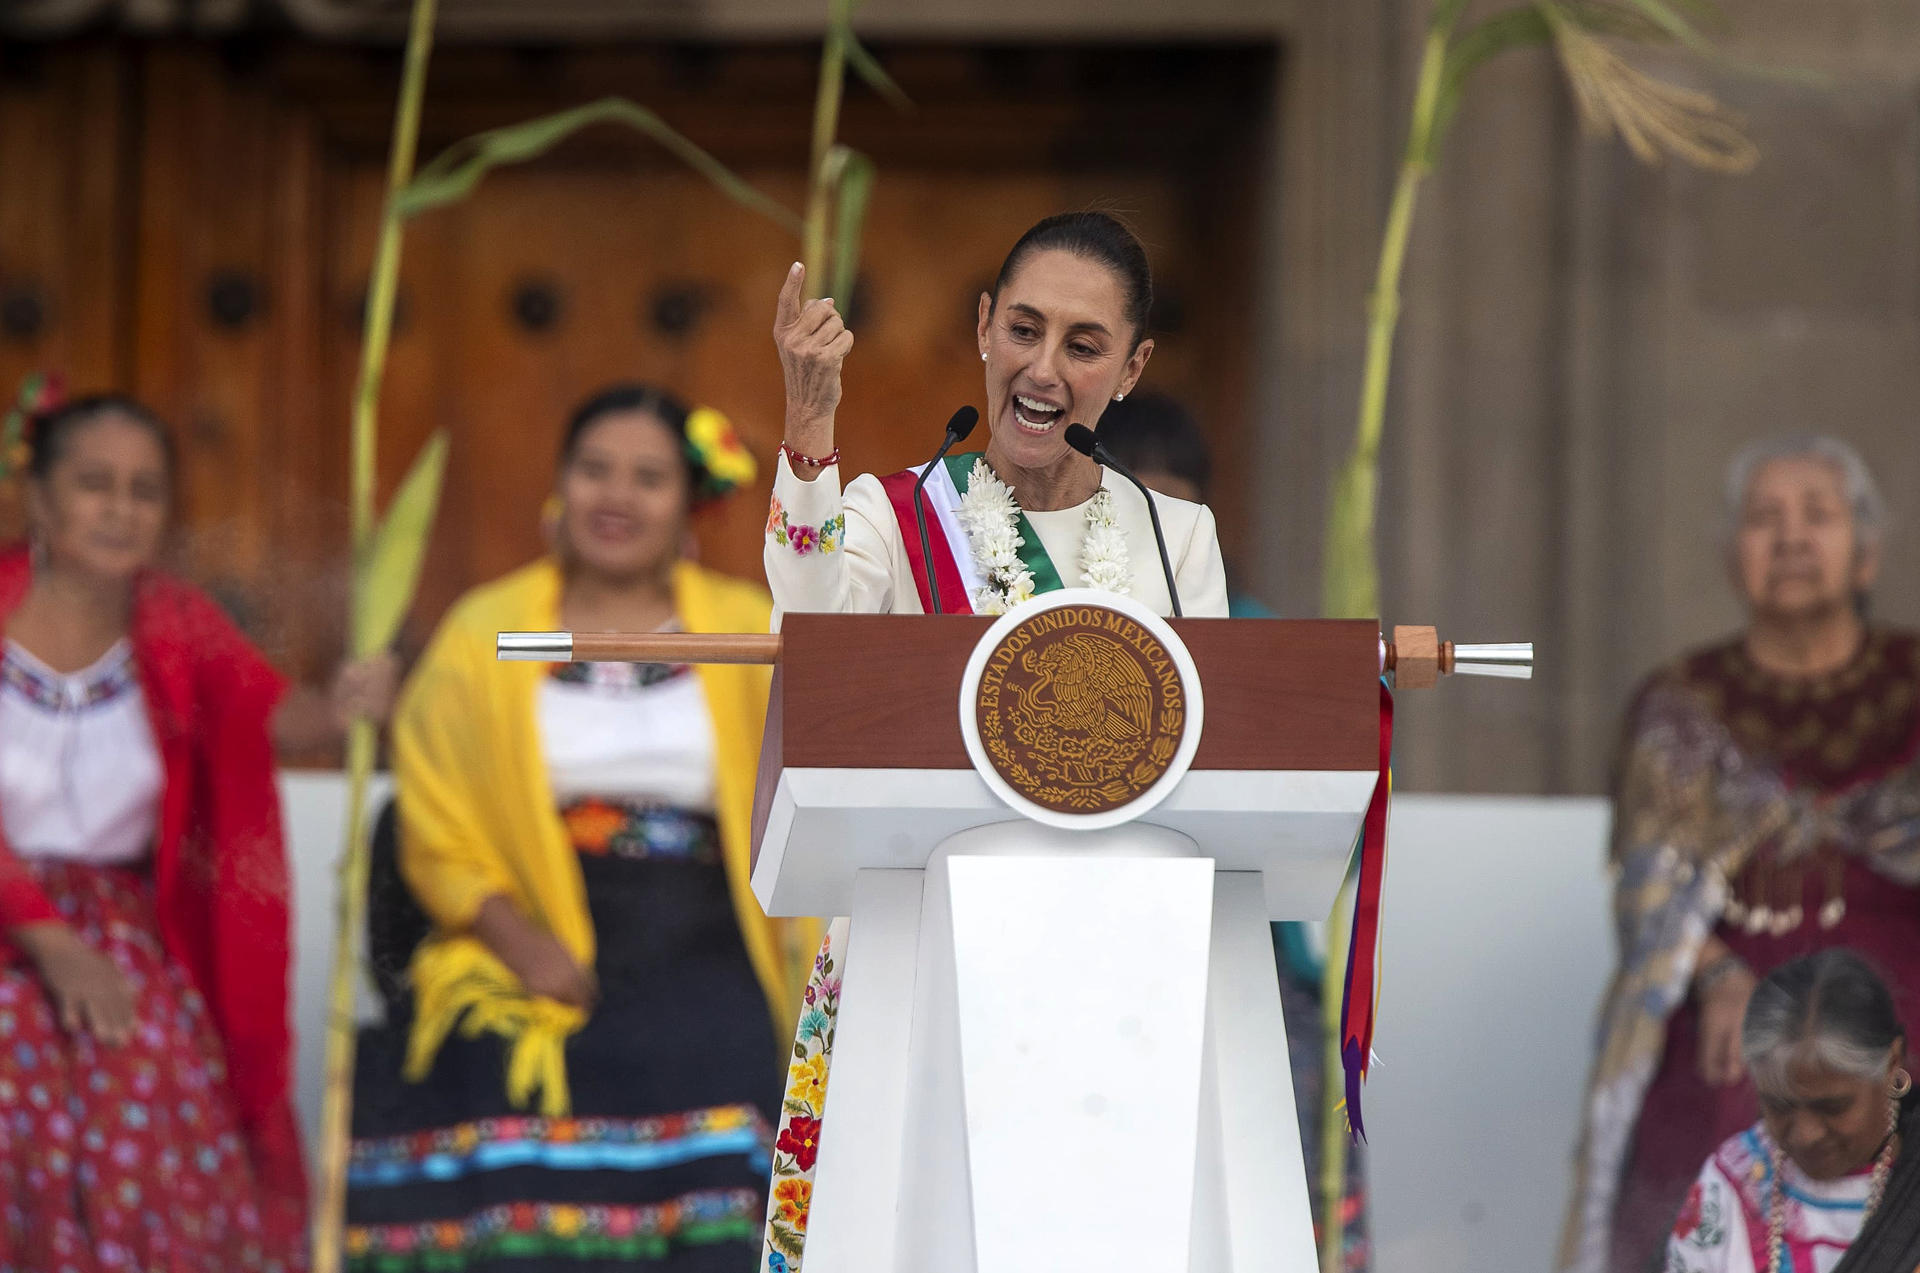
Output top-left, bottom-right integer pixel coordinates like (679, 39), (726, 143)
(346, 384), (816, 1272)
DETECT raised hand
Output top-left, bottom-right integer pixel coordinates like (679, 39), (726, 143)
(772, 261), (853, 471)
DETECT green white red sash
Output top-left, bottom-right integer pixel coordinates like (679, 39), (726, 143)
(878, 454), (1065, 614)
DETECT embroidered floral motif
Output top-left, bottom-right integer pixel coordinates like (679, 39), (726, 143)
(348, 1106), (768, 1189)
(1673, 1178), (1727, 1248)
(561, 801), (721, 864)
(344, 1189), (763, 1270)
(766, 496), (845, 557)
(0, 641), (138, 713)
(773, 1179), (811, 1228)
(775, 1117), (822, 1172)
(548, 659), (687, 691)
(762, 924), (843, 1272)
(784, 1054), (829, 1109)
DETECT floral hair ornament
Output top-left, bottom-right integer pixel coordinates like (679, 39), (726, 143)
(0, 371), (65, 482)
(683, 406), (758, 502)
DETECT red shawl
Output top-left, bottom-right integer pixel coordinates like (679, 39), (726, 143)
(0, 546), (307, 1210)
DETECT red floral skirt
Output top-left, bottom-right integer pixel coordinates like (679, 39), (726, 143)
(0, 860), (306, 1272)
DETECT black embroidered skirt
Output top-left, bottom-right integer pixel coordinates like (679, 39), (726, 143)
(347, 806), (780, 1272)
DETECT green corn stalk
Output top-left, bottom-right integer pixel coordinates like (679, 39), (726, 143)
(311, 0), (443, 1268)
(1314, 3), (1757, 1267)
(821, 144), (877, 304)
(800, 0), (901, 300)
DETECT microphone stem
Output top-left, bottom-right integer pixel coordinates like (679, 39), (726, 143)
(913, 436), (960, 614)
(1095, 449), (1183, 618)
(1135, 476), (1183, 618)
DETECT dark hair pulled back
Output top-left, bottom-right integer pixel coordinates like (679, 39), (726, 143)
(28, 394), (175, 483)
(991, 212), (1154, 347)
(559, 382), (708, 494)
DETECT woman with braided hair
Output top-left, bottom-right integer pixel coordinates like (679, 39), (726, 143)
(1666, 949), (1919, 1273)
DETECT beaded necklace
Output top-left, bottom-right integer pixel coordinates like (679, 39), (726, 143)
(1766, 1121), (1900, 1273)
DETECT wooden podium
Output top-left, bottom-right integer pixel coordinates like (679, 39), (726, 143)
(751, 603), (1378, 1272)
(500, 594), (1528, 1273)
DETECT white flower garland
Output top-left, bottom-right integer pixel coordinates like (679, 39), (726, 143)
(955, 457), (1131, 614)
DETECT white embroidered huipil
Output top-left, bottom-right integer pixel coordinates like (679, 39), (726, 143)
(538, 662), (718, 812)
(761, 451), (1230, 621)
(1666, 1124), (1872, 1273)
(0, 639), (163, 865)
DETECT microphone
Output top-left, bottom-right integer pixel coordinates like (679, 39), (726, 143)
(913, 406), (981, 614)
(1064, 422), (1182, 618)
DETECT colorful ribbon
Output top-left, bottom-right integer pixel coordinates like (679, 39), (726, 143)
(1338, 679), (1394, 1142)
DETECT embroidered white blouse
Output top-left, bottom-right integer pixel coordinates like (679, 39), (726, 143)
(1666, 1124), (1870, 1273)
(0, 639), (164, 865)
(537, 660), (718, 813)
(761, 451), (1229, 620)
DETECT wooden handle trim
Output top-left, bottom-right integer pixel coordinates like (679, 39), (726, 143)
(498, 631), (783, 665)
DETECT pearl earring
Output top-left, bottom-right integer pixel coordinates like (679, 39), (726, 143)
(981, 352), (988, 361)
(1114, 393), (1126, 402)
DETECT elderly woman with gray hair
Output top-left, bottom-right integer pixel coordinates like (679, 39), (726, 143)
(1666, 950), (1917, 1273)
(1560, 437), (1920, 1273)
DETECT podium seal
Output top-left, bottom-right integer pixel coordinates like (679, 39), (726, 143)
(959, 589), (1204, 830)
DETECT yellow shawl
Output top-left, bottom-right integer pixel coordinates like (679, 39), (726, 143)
(393, 557), (817, 1115)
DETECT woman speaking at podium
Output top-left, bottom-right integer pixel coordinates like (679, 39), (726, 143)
(755, 213), (1228, 1271)
(762, 211), (1228, 621)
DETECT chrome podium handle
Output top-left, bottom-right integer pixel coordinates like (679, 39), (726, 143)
(1449, 642), (1534, 679)
(498, 632), (574, 661)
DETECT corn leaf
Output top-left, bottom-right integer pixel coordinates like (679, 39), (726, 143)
(1431, 7), (1553, 160)
(824, 145), (877, 307)
(1573, 0), (1818, 82)
(845, 36), (913, 114)
(1613, 0), (1721, 51)
(397, 97), (804, 236)
(1560, 1), (1671, 40)
(353, 430), (448, 657)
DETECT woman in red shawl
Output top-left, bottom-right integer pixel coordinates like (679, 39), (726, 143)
(0, 393), (391, 1271)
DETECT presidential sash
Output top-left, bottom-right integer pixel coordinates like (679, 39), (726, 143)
(878, 453), (1066, 614)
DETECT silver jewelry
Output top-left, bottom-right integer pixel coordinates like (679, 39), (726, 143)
(981, 351), (988, 361)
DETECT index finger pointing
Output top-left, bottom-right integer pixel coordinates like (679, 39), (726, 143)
(775, 261), (806, 329)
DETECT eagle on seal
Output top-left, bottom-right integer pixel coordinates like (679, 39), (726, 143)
(1016, 633), (1155, 742)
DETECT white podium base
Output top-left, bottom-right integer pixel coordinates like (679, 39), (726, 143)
(802, 821), (1317, 1272)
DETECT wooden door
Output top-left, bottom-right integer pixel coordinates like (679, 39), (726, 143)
(2, 40), (1271, 698)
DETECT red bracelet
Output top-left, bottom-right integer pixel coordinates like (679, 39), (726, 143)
(781, 440), (840, 470)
